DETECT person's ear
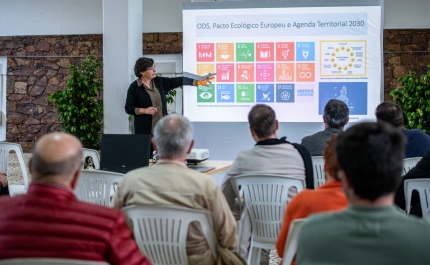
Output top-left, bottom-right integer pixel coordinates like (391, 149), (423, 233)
(339, 169), (352, 190)
(187, 140), (195, 154)
(151, 138), (157, 151)
(275, 120), (279, 131)
(249, 126), (255, 137)
(70, 169), (82, 190)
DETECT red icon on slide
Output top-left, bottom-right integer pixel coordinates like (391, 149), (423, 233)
(276, 42), (294, 61)
(256, 42), (274, 61)
(196, 43), (214, 62)
(216, 64), (235, 82)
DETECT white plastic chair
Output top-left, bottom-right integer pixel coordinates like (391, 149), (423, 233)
(404, 179), (430, 218)
(230, 174), (306, 265)
(122, 205), (218, 265)
(82, 148), (100, 169)
(402, 157), (421, 176)
(0, 142), (29, 196)
(311, 156), (325, 188)
(281, 218), (306, 265)
(74, 170), (124, 206)
(0, 258), (109, 265)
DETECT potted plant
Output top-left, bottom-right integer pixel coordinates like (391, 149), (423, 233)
(48, 52), (103, 149)
(390, 65), (430, 133)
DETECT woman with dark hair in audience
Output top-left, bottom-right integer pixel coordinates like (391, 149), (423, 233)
(276, 134), (348, 260)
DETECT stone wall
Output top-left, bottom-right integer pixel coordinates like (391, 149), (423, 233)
(1, 30), (430, 151)
(1, 35), (103, 151)
(143, 33), (183, 54)
(383, 29), (430, 100)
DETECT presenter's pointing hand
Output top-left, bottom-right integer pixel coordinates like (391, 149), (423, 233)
(197, 76), (215, 87)
(143, 107), (158, 115)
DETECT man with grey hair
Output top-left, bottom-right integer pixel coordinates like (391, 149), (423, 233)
(112, 114), (239, 265)
(301, 99), (349, 156)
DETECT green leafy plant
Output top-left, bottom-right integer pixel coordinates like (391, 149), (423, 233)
(166, 89), (177, 104)
(48, 52), (103, 149)
(390, 65), (430, 133)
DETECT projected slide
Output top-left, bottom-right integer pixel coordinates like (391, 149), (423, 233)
(183, 5), (382, 122)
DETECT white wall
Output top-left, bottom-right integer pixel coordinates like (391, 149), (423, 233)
(0, 0), (103, 36)
(1, 0), (429, 36)
(384, 0), (430, 29)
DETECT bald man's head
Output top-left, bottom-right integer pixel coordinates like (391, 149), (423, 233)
(31, 133), (83, 180)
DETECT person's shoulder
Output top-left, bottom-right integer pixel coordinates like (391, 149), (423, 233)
(0, 194), (20, 204)
(405, 129), (429, 136)
(302, 130), (324, 140)
(72, 199), (124, 218)
(303, 209), (342, 233)
(231, 147), (257, 161)
(287, 189), (315, 209)
(129, 79), (138, 86)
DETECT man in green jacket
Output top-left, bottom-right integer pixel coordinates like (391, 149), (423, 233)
(297, 122), (430, 265)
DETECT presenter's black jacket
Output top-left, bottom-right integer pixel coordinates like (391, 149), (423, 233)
(125, 76), (194, 134)
(395, 151), (430, 217)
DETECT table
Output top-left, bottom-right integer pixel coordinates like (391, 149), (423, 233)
(196, 160), (233, 187)
(199, 160), (232, 175)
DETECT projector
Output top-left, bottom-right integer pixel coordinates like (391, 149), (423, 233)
(186, 149), (209, 164)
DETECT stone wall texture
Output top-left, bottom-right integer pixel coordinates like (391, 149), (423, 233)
(383, 29), (430, 101)
(0, 30), (429, 151)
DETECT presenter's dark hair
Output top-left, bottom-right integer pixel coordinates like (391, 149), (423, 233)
(248, 104), (276, 138)
(336, 122), (405, 201)
(375, 102), (404, 129)
(134, 57), (154, 78)
(323, 99), (349, 129)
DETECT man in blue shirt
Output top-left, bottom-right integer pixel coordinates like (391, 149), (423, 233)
(375, 101), (430, 158)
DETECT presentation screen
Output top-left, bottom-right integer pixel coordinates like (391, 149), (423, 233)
(183, 3), (382, 123)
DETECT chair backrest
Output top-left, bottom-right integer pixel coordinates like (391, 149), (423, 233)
(311, 156), (325, 188)
(75, 170), (124, 206)
(122, 205), (218, 265)
(281, 218), (306, 265)
(0, 142), (29, 188)
(82, 148), (100, 169)
(0, 258), (109, 265)
(404, 179), (430, 217)
(230, 174), (306, 244)
(402, 157), (421, 176)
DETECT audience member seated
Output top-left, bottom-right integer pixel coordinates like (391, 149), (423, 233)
(111, 114), (241, 265)
(301, 99), (349, 156)
(395, 151), (430, 217)
(0, 172), (8, 195)
(375, 101), (430, 158)
(297, 122), (430, 265)
(276, 134), (348, 261)
(0, 133), (150, 265)
(221, 104), (311, 260)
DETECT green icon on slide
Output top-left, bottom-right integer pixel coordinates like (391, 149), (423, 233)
(236, 84), (255, 103)
(236, 43), (255, 62)
(197, 84), (215, 102)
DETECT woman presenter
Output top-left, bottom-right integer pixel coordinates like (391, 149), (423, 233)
(125, 57), (213, 134)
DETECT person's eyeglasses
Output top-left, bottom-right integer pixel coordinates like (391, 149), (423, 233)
(148, 65), (156, 71)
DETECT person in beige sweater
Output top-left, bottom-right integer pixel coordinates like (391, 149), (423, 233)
(112, 114), (240, 265)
